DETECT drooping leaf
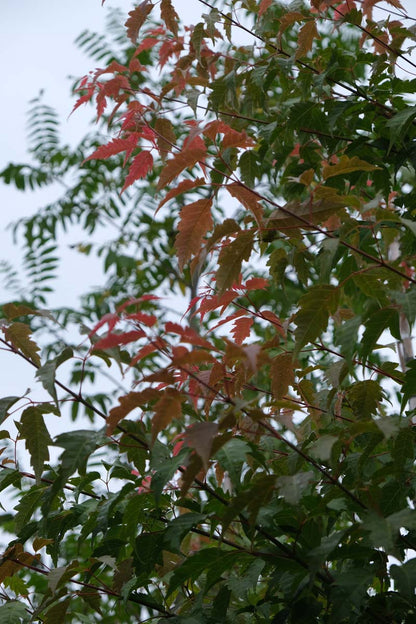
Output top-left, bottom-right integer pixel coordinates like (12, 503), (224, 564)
(18, 405), (55, 483)
(160, 0), (179, 36)
(230, 316), (253, 345)
(401, 359), (416, 411)
(0, 601), (30, 623)
(295, 20), (319, 60)
(270, 353), (295, 400)
(175, 198), (213, 269)
(125, 1), (154, 44)
(276, 471), (314, 505)
(121, 150), (153, 194)
(151, 388), (183, 443)
(84, 134), (139, 164)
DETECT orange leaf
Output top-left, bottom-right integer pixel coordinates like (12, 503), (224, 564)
(121, 150), (154, 193)
(157, 147), (206, 190)
(231, 317), (253, 345)
(125, 1), (154, 44)
(295, 20), (319, 60)
(226, 183), (263, 226)
(160, 0), (179, 36)
(175, 198), (213, 269)
(152, 388), (183, 443)
(3, 322), (41, 366)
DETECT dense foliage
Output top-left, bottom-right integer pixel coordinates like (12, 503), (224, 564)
(1, 0), (416, 621)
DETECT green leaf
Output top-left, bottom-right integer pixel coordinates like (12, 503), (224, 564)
(42, 597), (71, 624)
(54, 430), (98, 478)
(36, 347), (73, 404)
(163, 512), (206, 554)
(386, 106), (416, 149)
(216, 231), (254, 294)
(401, 359), (416, 411)
(215, 438), (250, 487)
(347, 380), (384, 420)
(294, 285), (339, 355)
(390, 559), (416, 601)
(0, 397), (20, 424)
(361, 307), (400, 363)
(276, 471), (313, 505)
(18, 405), (55, 482)
(0, 601), (30, 623)
(239, 150), (259, 187)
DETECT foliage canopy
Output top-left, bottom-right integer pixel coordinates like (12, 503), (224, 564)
(1, 0), (416, 621)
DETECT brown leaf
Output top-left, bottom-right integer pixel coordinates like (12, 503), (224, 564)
(125, 1), (154, 44)
(183, 422), (218, 470)
(295, 20), (319, 60)
(175, 198), (213, 269)
(271, 353), (295, 400)
(216, 231), (254, 294)
(157, 147), (206, 190)
(107, 389), (159, 435)
(160, 0), (179, 36)
(155, 117), (177, 160)
(3, 322), (41, 366)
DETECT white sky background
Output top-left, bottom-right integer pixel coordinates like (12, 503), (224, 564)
(0, 1), (414, 438)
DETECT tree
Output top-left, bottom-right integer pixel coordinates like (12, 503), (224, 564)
(0, 0), (416, 621)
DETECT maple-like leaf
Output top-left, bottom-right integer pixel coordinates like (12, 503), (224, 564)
(160, 0), (179, 36)
(216, 231), (255, 294)
(157, 147), (206, 190)
(154, 117), (176, 159)
(175, 198), (213, 269)
(125, 1), (154, 44)
(295, 20), (319, 60)
(121, 151), (154, 194)
(226, 183), (263, 226)
(151, 389), (183, 443)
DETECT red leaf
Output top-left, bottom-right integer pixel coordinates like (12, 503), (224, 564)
(94, 330), (145, 351)
(130, 343), (160, 367)
(183, 422), (218, 470)
(157, 147), (206, 190)
(84, 134), (139, 165)
(125, 311), (157, 327)
(156, 178), (205, 213)
(125, 1), (154, 44)
(165, 321), (213, 349)
(231, 317), (253, 345)
(89, 313), (119, 338)
(134, 37), (160, 55)
(121, 151), (154, 194)
(244, 277), (269, 291)
(259, 310), (285, 336)
(259, 0), (273, 16)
